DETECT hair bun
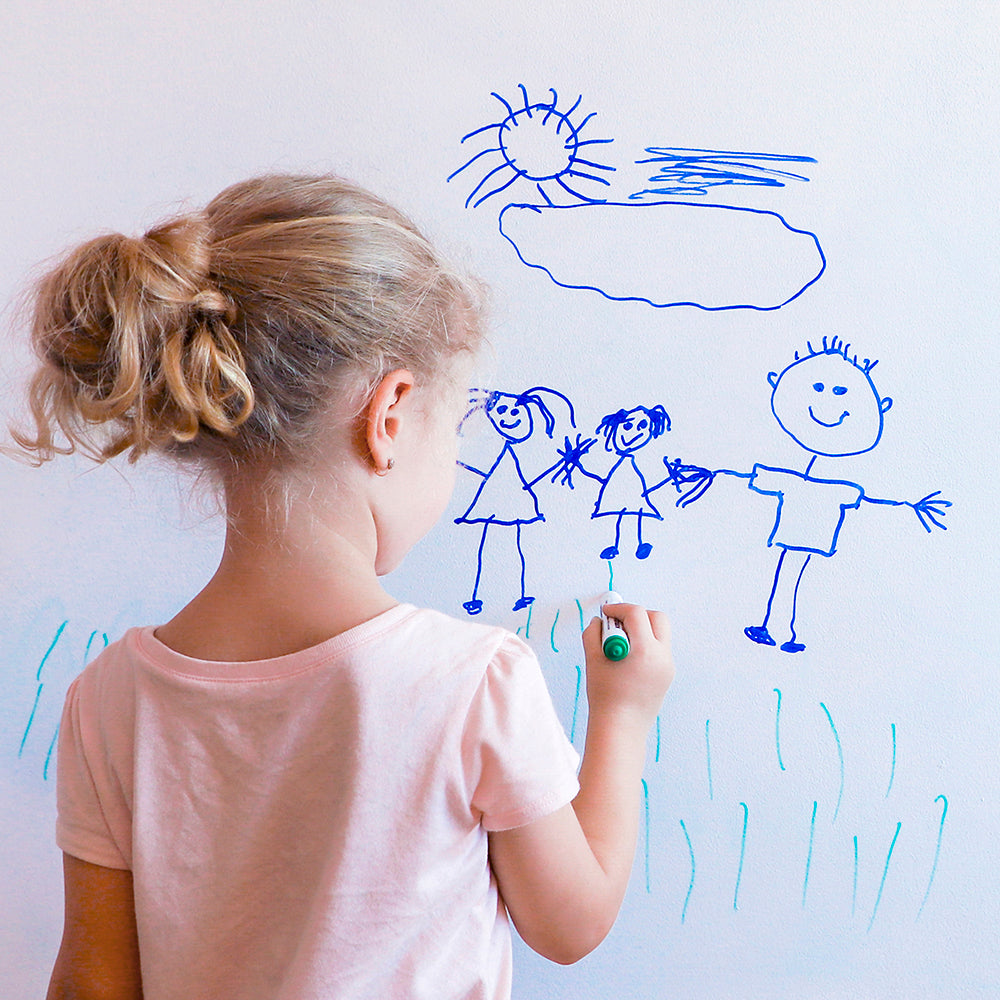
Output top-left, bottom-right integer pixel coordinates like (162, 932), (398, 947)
(14, 213), (254, 461)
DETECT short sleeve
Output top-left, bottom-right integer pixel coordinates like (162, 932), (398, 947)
(55, 674), (132, 870)
(465, 634), (580, 832)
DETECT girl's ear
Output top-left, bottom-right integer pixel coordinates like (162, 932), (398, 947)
(366, 370), (415, 474)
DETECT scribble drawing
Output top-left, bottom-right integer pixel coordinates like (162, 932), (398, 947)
(450, 84), (825, 311)
(455, 386), (586, 615)
(698, 337), (950, 652)
(447, 85), (615, 209)
(561, 404), (712, 561)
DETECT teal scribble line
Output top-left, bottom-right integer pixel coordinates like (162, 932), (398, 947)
(886, 723), (897, 799)
(19, 620), (69, 757)
(570, 665), (583, 743)
(575, 598), (584, 632)
(734, 802), (748, 910)
(852, 835), (859, 917)
(679, 819), (695, 924)
(607, 560), (614, 592)
(773, 688), (786, 771)
(43, 724), (59, 780)
(868, 821), (902, 932)
(705, 719), (714, 800)
(641, 778), (651, 893)
(803, 801), (818, 908)
(654, 715), (661, 763)
(549, 610), (560, 653)
(917, 795), (948, 920)
(820, 702), (844, 822)
(524, 602), (534, 639)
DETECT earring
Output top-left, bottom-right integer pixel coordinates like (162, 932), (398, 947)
(375, 457), (394, 476)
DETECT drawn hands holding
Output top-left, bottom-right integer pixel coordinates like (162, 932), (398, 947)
(663, 456), (716, 507)
(548, 433), (597, 488)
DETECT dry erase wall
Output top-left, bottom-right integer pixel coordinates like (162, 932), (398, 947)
(2, 3), (998, 997)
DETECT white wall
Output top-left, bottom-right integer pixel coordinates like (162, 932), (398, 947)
(2, 3), (998, 997)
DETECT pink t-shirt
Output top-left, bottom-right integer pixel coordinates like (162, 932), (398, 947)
(55, 604), (580, 1000)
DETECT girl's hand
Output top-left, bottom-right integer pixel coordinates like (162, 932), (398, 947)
(582, 602), (674, 727)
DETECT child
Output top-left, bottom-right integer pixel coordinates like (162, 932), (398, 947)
(16, 175), (674, 1000)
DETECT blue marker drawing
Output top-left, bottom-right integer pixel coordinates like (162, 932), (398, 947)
(773, 688), (787, 771)
(456, 386), (587, 615)
(803, 801), (818, 908)
(886, 723), (897, 799)
(632, 147), (816, 199)
(700, 337), (950, 652)
(560, 404), (712, 561)
(820, 702), (845, 823)
(641, 778), (652, 893)
(917, 795), (949, 920)
(679, 819), (696, 924)
(448, 85), (615, 209)
(734, 802), (749, 911)
(451, 85), (826, 311)
(868, 821), (902, 932)
(19, 619), (68, 758)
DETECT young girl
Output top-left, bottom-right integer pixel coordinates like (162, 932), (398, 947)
(17, 174), (674, 1000)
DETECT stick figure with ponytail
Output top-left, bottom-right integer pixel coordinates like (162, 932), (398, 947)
(455, 386), (586, 615)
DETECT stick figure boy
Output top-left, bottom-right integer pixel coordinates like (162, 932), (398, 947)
(714, 337), (949, 652)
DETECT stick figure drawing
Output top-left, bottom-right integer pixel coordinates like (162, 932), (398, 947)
(700, 337), (950, 652)
(567, 405), (712, 561)
(455, 386), (585, 615)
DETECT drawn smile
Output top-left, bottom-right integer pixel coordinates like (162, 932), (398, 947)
(809, 406), (849, 427)
(499, 418), (522, 430)
(620, 432), (644, 448)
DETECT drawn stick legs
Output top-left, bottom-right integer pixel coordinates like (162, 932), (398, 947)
(745, 547), (812, 652)
(462, 521), (536, 616)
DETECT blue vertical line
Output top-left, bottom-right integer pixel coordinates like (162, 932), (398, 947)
(705, 719), (714, 800)
(852, 835), (859, 917)
(19, 620), (69, 757)
(607, 560), (614, 592)
(734, 802), (749, 911)
(570, 665), (583, 743)
(641, 778), (651, 893)
(773, 688), (786, 771)
(575, 598), (584, 632)
(524, 602), (534, 640)
(885, 723), (897, 799)
(43, 723), (60, 781)
(802, 801), (818, 908)
(868, 821), (902, 932)
(820, 702), (844, 823)
(679, 819), (695, 924)
(655, 715), (661, 763)
(917, 795), (948, 920)
(549, 610), (560, 653)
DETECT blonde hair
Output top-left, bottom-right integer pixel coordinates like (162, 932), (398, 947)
(13, 174), (484, 474)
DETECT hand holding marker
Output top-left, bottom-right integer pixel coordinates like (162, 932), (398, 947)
(601, 592), (630, 660)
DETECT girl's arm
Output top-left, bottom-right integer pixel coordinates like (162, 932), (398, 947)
(488, 604), (673, 964)
(47, 853), (143, 1000)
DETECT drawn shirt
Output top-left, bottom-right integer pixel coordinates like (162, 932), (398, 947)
(55, 605), (579, 1000)
(456, 442), (543, 525)
(748, 463), (864, 556)
(593, 454), (662, 519)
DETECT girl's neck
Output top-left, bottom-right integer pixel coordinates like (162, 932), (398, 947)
(156, 485), (396, 662)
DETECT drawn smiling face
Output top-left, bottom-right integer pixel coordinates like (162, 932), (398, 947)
(769, 352), (892, 457)
(487, 395), (534, 443)
(611, 408), (654, 455)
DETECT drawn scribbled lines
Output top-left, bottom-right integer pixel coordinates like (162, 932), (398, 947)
(917, 795), (948, 920)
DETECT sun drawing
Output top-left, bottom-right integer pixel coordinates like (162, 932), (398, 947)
(448, 85), (616, 209)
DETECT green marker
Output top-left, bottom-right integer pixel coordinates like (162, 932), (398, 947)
(601, 591), (629, 661)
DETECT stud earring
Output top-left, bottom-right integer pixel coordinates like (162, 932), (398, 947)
(375, 457), (394, 476)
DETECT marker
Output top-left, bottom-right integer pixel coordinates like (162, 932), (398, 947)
(601, 591), (630, 661)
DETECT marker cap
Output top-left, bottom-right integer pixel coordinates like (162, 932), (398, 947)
(603, 634), (630, 661)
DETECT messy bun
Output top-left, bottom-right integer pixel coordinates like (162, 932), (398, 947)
(13, 174), (483, 470)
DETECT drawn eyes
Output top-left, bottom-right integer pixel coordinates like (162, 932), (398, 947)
(812, 383), (848, 395)
(622, 419), (648, 433)
(496, 404), (521, 420)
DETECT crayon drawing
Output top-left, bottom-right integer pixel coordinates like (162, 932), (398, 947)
(449, 84), (825, 311)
